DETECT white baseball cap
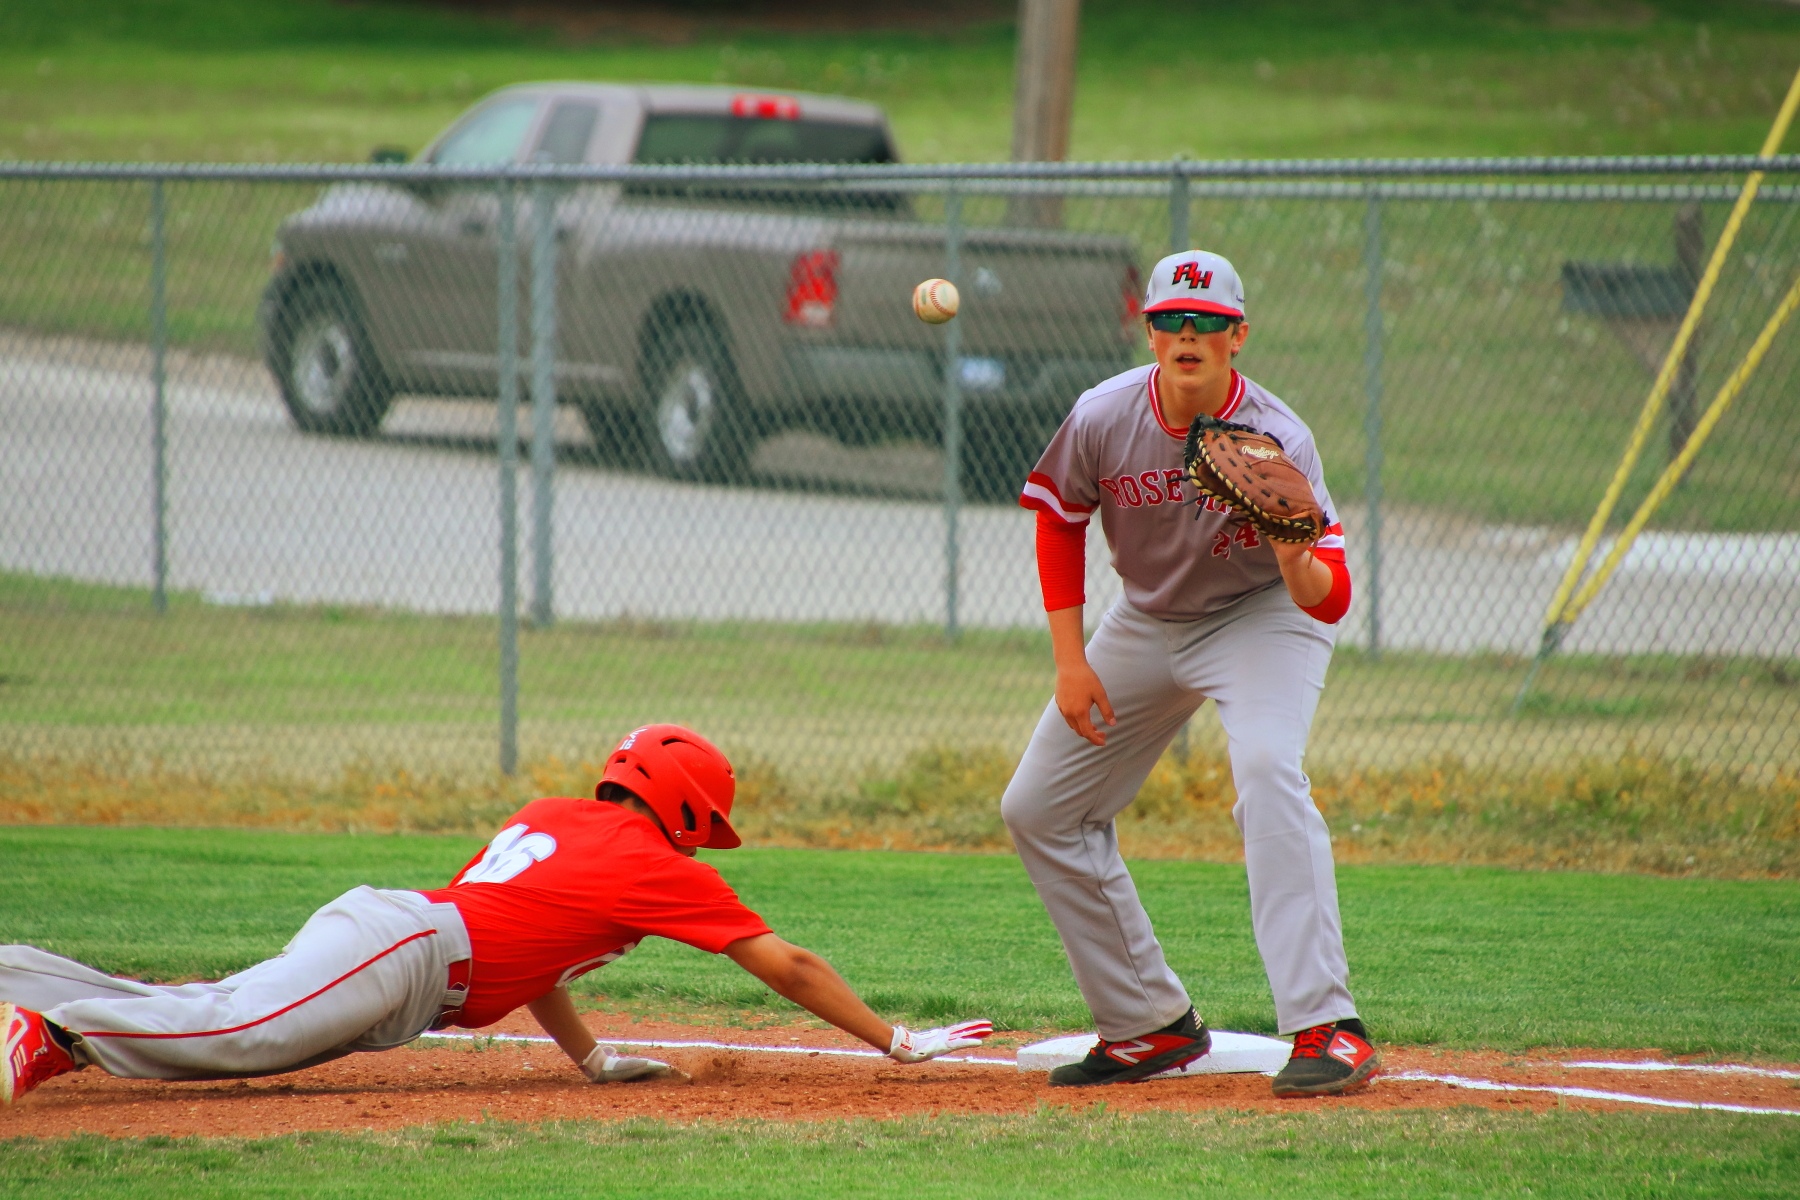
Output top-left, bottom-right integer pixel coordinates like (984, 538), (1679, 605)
(1142, 250), (1246, 319)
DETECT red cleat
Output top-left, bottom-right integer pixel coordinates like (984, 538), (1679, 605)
(2, 1002), (77, 1104)
(1271, 1017), (1381, 1096)
(1048, 1007), (1212, 1086)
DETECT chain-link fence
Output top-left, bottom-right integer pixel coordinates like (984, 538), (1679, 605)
(3, 156), (1798, 791)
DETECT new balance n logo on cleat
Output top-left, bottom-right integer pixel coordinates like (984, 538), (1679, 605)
(1104, 1038), (1158, 1065)
(1328, 1030), (1370, 1068)
(1048, 1008), (1212, 1087)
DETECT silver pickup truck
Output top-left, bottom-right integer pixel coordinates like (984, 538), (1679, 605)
(258, 83), (1140, 498)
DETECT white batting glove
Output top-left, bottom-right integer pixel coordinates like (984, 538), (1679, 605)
(887, 1019), (994, 1064)
(581, 1043), (687, 1083)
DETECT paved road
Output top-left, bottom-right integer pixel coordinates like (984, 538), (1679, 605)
(2, 340), (1795, 656)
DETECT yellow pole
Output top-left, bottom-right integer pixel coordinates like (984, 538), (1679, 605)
(1559, 269), (1800, 625)
(1512, 63), (1800, 714)
(1535, 63), (1800, 638)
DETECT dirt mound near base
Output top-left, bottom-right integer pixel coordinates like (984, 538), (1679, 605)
(6, 1010), (1796, 1139)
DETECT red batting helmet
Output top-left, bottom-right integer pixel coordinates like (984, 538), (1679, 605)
(598, 725), (741, 850)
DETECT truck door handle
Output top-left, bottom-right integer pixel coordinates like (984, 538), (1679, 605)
(461, 218), (487, 236)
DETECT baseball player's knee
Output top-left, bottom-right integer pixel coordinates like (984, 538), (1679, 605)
(1000, 781), (1083, 845)
(1228, 741), (1306, 791)
(1233, 787), (1330, 842)
(999, 786), (1045, 838)
(1228, 749), (1319, 831)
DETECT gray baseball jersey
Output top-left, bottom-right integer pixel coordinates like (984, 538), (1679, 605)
(1021, 365), (1346, 621)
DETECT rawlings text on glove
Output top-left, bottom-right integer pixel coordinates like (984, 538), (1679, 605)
(1183, 413), (1325, 544)
(887, 1019), (994, 1063)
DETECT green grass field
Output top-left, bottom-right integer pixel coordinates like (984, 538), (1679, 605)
(4, 7), (1798, 1193)
(5, 0), (1799, 165)
(6, 569), (1798, 878)
(2, 825), (1797, 1198)
(6, 825), (1798, 1053)
(4, 1110), (1797, 1200)
(6, 570), (1796, 781)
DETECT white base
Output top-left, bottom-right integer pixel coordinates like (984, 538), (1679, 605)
(1017, 1031), (1291, 1077)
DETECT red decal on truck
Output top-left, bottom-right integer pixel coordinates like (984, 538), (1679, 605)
(732, 94), (800, 120)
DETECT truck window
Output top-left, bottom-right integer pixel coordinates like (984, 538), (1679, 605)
(634, 115), (894, 165)
(534, 101), (600, 164)
(431, 98), (541, 165)
(629, 114), (904, 215)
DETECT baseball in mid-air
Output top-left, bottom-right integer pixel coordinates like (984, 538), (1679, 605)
(912, 278), (960, 324)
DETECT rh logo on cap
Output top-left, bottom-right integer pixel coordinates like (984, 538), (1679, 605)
(1172, 262), (1214, 289)
(1144, 249), (1245, 318)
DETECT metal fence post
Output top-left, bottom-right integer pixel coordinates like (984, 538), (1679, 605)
(1169, 160), (1191, 752)
(1362, 190), (1385, 661)
(149, 178), (168, 616)
(528, 180), (557, 629)
(942, 184), (964, 642)
(1169, 161), (1190, 254)
(496, 182), (520, 776)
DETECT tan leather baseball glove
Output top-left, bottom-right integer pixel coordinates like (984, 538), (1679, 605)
(1183, 414), (1326, 544)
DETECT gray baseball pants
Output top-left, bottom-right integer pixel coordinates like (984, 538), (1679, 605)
(1000, 584), (1357, 1041)
(0, 886), (471, 1080)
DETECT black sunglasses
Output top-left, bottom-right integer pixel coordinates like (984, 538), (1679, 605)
(1146, 311), (1238, 334)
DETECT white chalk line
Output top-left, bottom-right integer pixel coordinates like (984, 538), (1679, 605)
(416, 1034), (1800, 1114)
(1390, 1072), (1800, 1117)
(416, 1031), (1013, 1066)
(1562, 1060), (1800, 1080)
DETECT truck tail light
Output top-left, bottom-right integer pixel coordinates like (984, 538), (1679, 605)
(733, 94), (800, 120)
(1121, 265), (1143, 328)
(784, 250), (840, 328)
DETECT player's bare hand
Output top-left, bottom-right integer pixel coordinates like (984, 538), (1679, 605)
(1056, 661), (1116, 746)
(581, 1044), (689, 1084)
(888, 1019), (993, 1063)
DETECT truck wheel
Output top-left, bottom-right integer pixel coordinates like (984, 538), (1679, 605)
(640, 325), (750, 481)
(268, 278), (393, 437)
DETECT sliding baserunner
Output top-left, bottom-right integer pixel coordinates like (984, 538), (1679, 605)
(3, 725), (989, 1104)
(1005, 250), (1378, 1096)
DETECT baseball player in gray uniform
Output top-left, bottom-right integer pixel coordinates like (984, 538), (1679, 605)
(1006, 249), (1377, 1096)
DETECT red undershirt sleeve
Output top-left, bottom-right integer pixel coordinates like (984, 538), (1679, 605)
(1298, 547), (1352, 625)
(1036, 510), (1087, 611)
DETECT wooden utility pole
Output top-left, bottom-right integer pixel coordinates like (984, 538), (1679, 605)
(1009, 0), (1081, 227)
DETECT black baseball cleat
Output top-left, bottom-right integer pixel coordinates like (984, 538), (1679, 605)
(1048, 1007), (1212, 1087)
(1271, 1017), (1381, 1096)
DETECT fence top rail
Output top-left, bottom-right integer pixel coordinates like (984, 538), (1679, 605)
(3, 154), (1800, 185)
(842, 178), (1800, 203)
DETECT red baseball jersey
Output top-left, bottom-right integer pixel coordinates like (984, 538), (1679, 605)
(418, 798), (772, 1027)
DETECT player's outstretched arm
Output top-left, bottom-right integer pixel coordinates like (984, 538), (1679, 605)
(725, 933), (892, 1048)
(723, 933), (991, 1063)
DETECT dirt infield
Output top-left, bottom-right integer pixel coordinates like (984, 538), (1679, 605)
(6, 1010), (1797, 1138)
